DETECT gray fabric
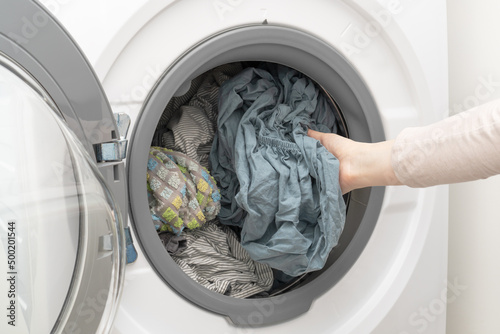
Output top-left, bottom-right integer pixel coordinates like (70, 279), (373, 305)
(153, 63), (243, 168)
(210, 63), (346, 277)
(159, 232), (187, 255)
(171, 220), (274, 299)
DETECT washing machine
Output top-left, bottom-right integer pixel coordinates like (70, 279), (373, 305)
(0, 0), (449, 333)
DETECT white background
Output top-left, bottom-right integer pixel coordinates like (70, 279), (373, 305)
(447, 0), (500, 333)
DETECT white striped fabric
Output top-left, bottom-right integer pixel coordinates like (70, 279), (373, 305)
(171, 220), (274, 298)
(152, 63), (244, 169)
(162, 105), (215, 169)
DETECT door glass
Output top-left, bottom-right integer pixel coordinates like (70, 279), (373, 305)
(0, 53), (124, 333)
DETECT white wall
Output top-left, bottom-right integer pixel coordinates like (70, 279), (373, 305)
(447, 1), (500, 333)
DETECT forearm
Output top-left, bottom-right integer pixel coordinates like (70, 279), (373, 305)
(392, 99), (500, 187)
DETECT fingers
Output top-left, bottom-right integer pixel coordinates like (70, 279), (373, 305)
(307, 128), (338, 154)
(307, 128), (325, 142)
(307, 129), (331, 150)
(308, 129), (349, 193)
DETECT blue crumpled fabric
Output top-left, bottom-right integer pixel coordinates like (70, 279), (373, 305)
(210, 63), (346, 277)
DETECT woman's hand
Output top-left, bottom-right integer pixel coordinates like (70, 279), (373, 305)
(307, 129), (401, 194)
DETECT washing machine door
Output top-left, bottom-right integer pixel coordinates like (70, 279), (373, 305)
(0, 0), (127, 333)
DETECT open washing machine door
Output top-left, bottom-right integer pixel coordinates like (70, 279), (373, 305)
(0, 0), (128, 333)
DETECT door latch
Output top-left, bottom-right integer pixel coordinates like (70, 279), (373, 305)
(94, 113), (131, 162)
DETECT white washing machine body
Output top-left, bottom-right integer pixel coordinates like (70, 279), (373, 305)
(1, 0), (449, 333)
(53, 1), (449, 333)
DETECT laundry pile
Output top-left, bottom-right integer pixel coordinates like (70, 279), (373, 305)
(147, 62), (346, 298)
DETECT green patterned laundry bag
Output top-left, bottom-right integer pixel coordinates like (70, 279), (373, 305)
(147, 147), (221, 234)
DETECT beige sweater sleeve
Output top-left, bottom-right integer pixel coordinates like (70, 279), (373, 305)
(392, 99), (500, 187)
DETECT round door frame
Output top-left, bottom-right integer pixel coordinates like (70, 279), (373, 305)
(127, 24), (385, 327)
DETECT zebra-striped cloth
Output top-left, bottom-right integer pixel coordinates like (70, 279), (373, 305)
(170, 220), (274, 298)
(153, 63), (243, 168)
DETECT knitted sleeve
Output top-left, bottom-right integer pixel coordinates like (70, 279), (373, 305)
(392, 99), (500, 187)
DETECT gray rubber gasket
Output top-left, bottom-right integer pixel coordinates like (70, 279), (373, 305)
(127, 25), (385, 327)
